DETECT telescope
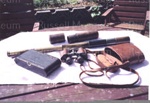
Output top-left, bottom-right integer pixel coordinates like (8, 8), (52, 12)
(7, 36), (130, 57)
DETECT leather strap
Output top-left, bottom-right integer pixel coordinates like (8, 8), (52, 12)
(79, 63), (140, 88)
(79, 48), (141, 88)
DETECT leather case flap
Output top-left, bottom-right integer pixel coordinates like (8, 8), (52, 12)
(104, 43), (145, 65)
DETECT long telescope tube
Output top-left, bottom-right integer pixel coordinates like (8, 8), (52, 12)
(7, 36), (130, 57)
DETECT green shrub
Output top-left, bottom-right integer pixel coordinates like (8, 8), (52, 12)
(34, 0), (42, 8)
(33, 0), (73, 8)
(90, 6), (101, 18)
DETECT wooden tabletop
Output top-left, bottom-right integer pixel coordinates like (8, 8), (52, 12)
(0, 83), (148, 102)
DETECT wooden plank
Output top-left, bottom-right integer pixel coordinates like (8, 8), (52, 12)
(117, 17), (145, 23)
(0, 84), (148, 101)
(114, 6), (147, 12)
(114, 1), (148, 7)
(0, 12), (35, 20)
(113, 23), (145, 31)
(0, 0), (34, 13)
(0, 18), (35, 24)
(0, 18), (34, 27)
(146, 11), (150, 21)
(0, 23), (34, 39)
(0, 5), (34, 13)
(0, 0), (35, 40)
(102, 8), (113, 17)
(115, 0), (148, 1)
(0, 0), (33, 4)
(0, 24), (34, 32)
(114, 11), (146, 18)
(0, 32), (18, 40)
(0, 17), (35, 32)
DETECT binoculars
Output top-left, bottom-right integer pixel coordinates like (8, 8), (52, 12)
(60, 47), (87, 65)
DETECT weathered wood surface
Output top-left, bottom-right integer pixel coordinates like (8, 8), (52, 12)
(0, 83), (148, 102)
(102, 0), (149, 35)
(0, 0), (36, 39)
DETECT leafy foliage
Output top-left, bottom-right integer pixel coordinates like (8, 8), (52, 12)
(89, 6), (101, 18)
(33, 0), (77, 8)
(33, 0), (100, 8)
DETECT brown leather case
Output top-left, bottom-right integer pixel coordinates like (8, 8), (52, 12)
(104, 43), (145, 65)
(105, 43), (145, 65)
(96, 43), (145, 71)
(80, 43), (145, 87)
